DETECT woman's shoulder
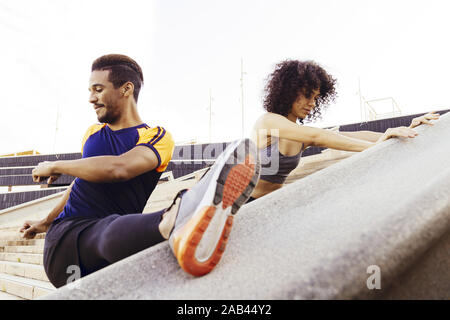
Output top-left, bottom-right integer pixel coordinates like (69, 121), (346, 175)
(254, 112), (288, 128)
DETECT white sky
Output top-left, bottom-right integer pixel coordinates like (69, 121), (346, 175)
(1, 0), (449, 154)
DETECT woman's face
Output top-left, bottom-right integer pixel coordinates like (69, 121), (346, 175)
(289, 89), (320, 120)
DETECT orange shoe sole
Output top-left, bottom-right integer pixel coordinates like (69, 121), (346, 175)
(173, 153), (257, 276)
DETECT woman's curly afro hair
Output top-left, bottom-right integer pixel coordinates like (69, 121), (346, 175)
(263, 60), (337, 123)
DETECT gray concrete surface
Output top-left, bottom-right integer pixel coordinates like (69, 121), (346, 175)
(44, 113), (450, 300)
(381, 228), (450, 299)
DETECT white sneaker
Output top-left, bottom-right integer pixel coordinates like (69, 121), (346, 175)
(168, 139), (260, 276)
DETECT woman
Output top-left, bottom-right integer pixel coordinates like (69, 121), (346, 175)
(248, 60), (439, 202)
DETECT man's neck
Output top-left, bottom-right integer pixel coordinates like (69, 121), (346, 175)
(107, 119), (143, 131)
(107, 104), (143, 131)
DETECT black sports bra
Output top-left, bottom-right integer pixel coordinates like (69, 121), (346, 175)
(259, 138), (303, 184)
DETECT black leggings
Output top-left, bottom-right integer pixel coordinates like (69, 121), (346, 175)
(77, 209), (166, 276)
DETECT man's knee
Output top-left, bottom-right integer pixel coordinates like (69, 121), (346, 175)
(97, 225), (120, 263)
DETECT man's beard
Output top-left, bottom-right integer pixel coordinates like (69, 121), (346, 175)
(97, 107), (119, 124)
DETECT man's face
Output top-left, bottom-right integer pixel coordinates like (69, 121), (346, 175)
(88, 70), (123, 124)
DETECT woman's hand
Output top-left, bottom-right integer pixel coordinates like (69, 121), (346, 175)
(409, 111), (440, 129)
(376, 126), (418, 143)
(32, 161), (61, 184)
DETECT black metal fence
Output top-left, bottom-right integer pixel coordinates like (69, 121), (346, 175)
(0, 188), (67, 210)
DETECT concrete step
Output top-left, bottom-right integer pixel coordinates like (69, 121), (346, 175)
(144, 173), (200, 213)
(0, 227), (45, 240)
(0, 231), (45, 241)
(0, 239), (45, 247)
(0, 252), (43, 265)
(0, 192), (64, 230)
(0, 226), (23, 234)
(0, 273), (55, 300)
(0, 261), (49, 282)
(4, 245), (44, 254)
(0, 290), (24, 300)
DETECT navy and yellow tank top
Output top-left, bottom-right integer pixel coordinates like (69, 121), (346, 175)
(57, 123), (174, 220)
(259, 138), (303, 184)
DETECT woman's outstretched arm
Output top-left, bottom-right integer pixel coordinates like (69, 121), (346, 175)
(337, 131), (382, 142)
(254, 112), (418, 152)
(335, 111), (440, 142)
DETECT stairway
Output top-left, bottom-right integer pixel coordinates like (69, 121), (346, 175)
(0, 229), (55, 300)
(0, 167), (210, 300)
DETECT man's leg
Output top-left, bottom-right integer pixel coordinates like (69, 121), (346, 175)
(78, 208), (176, 275)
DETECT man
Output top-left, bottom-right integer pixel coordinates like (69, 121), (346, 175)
(20, 54), (260, 288)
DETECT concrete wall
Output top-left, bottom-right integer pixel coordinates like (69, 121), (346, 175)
(44, 113), (450, 299)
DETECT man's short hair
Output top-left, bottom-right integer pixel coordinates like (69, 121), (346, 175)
(92, 54), (144, 102)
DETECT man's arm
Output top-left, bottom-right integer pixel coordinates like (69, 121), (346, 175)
(20, 180), (74, 239)
(32, 146), (160, 184)
(44, 180), (74, 224)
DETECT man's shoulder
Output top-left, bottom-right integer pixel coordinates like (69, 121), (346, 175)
(84, 123), (106, 135)
(138, 124), (171, 133)
(137, 125), (174, 145)
(81, 124), (107, 153)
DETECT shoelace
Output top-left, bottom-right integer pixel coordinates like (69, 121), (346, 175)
(198, 165), (212, 181)
(166, 188), (189, 238)
(166, 188), (188, 213)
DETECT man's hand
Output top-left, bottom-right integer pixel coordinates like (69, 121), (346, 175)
(376, 126), (418, 143)
(409, 111), (440, 129)
(19, 219), (50, 239)
(32, 161), (61, 184)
